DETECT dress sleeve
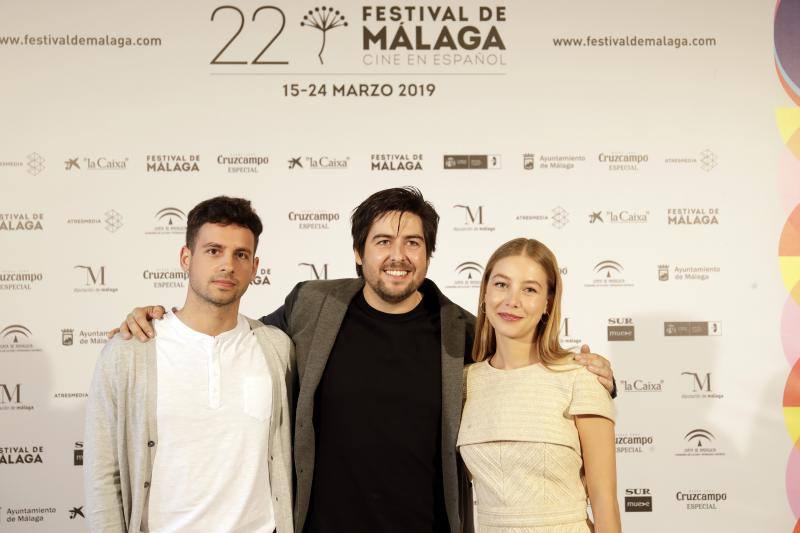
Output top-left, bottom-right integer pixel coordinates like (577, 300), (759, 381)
(568, 367), (615, 422)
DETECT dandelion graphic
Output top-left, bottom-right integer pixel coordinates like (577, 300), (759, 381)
(301, 7), (347, 64)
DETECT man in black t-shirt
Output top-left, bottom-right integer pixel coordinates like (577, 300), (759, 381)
(117, 187), (616, 533)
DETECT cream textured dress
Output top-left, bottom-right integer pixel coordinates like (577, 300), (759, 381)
(457, 361), (615, 533)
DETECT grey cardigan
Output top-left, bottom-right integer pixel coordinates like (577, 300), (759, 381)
(262, 278), (476, 533)
(83, 318), (295, 533)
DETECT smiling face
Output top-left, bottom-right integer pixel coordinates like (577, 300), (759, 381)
(484, 254), (550, 345)
(354, 210), (429, 309)
(181, 222), (259, 308)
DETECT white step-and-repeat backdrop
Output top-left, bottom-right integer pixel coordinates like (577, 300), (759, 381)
(1, 0), (799, 531)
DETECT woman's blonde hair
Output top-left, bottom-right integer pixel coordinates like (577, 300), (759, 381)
(472, 238), (572, 368)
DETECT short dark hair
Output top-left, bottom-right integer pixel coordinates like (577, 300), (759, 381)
(351, 187), (439, 276)
(186, 196), (263, 252)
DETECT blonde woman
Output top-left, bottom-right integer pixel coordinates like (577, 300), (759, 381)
(457, 238), (620, 533)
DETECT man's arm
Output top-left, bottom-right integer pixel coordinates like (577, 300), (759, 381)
(259, 282), (306, 335)
(84, 342), (127, 533)
(260, 305), (289, 332)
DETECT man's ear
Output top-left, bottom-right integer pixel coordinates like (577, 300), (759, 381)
(180, 245), (191, 272)
(354, 248), (363, 266)
(251, 256), (260, 282)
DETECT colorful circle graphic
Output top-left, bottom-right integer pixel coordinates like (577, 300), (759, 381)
(789, 446), (800, 518)
(777, 108), (800, 160)
(784, 294), (800, 367)
(780, 203), (800, 305)
(784, 357), (800, 447)
(776, 0), (800, 105)
(780, 148), (800, 211)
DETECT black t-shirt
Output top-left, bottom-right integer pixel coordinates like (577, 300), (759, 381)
(304, 284), (449, 533)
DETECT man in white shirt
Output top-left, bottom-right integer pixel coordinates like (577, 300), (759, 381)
(84, 196), (294, 533)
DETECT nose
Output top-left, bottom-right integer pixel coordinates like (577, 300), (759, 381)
(219, 251), (235, 272)
(389, 239), (406, 262)
(503, 291), (521, 308)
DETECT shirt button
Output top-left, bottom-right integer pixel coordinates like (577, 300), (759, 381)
(147, 441), (155, 447)
(144, 481), (150, 488)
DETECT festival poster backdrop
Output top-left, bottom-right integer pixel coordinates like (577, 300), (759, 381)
(0, 1), (795, 530)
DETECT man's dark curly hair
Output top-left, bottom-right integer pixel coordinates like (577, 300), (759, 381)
(350, 187), (439, 277)
(186, 196), (263, 252)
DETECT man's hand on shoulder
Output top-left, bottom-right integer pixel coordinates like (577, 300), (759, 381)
(106, 305), (167, 342)
(573, 344), (615, 394)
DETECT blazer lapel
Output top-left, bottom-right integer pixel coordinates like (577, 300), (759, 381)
(440, 301), (467, 532)
(299, 280), (363, 394)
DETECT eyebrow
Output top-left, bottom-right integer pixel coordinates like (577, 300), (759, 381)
(491, 273), (543, 288)
(201, 242), (253, 254)
(371, 233), (425, 241)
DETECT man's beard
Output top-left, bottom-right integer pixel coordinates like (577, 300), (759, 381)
(367, 260), (423, 305)
(190, 277), (242, 307)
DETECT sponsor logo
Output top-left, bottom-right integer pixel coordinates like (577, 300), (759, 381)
(0, 212), (44, 231)
(69, 506), (85, 519)
(53, 392), (88, 400)
(523, 153), (535, 170)
(288, 211), (341, 230)
(146, 154), (200, 172)
(452, 204), (495, 232)
(619, 379), (664, 394)
(0, 445), (45, 465)
(250, 267), (271, 287)
(298, 263), (329, 280)
(74, 441), (83, 466)
(3, 506), (56, 524)
(658, 264), (720, 282)
(524, 153), (586, 171)
(617, 434), (655, 454)
(288, 155), (349, 169)
(302, 6), (348, 64)
(146, 207), (187, 236)
(62, 328), (109, 347)
(0, 271), (43, 291)
(675, 490), (727, 510)
(0, 153), (45, 175)
(443, 154), (501, 169)
(0, 384), (34, 412)
(142, 268), (188, 289)
(585, 260), (633, 288)
(0, 324), (42, 353)
(370, 153), (423, 171)
(66, 209), (123, 233)
(74, 265), (118, 294)
(515, 206), (569, 229)
(664, 321), (721, 337)
(607, 317), (635, 341)
(681, 371), (724, 399)
(598, 152), (648, 171)
(559, 317), (583, 349)
(27, 152), (45, 175)
(65, 155), (129, 171)
(588, 210), (649, 224)
(446, 261), (484, 289)
(664, 149), (717, 172)
(667, 208), (720, 225)
(361, 5), (508, 69)
(216, 153), (269, 174)
(676, 428), (724, 457)
(624, 488), (652, 512)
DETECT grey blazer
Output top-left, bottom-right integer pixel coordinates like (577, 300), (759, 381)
(262, 278), (476, 533)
